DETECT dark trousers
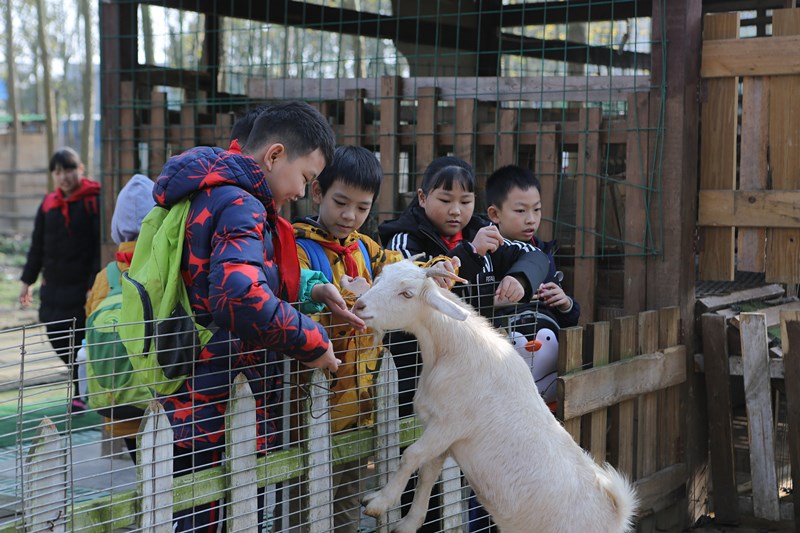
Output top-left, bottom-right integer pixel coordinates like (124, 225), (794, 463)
(45, 319), (84, 398)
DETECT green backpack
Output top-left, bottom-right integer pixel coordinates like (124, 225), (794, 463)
(119, 198), (214, 396)
(85, 261), (153, 416)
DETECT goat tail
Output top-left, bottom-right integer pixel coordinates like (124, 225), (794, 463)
(597, 463), (639, 533)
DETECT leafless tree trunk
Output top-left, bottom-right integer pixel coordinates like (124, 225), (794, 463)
(4, 0), (20, 229)
(79, 0), (93, 176)
(34, 0), (55, 179)
(141, 4), (155, 64)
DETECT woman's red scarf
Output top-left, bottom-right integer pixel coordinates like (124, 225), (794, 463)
(41, 178), (100, 228)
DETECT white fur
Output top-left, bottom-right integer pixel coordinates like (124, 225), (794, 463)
(353, 260), (637, 533)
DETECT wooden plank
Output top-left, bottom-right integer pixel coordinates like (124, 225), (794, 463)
(454, 99), (477, 165)
(378, 76), (400, 222)
(766, 9), (800, 283)
(374, 350), (402, 530)
(119, 81), (136, 176)
(226, 374), (259, 531)
(560, 346), (686, 421)
(610, 315), (637, 478)
(624, 92), (649, 315)
(700, 34), (800, 77)
(729, 299), (800, 329)
(137, 400), (174, 532)
(698, 13), (739, 281)
(728, 355), (785, 379)
(696, 284), (785, 312)
(634, 463), (688, 516)
(557, 326), (584, 443)
(737, 76), (769, 272)
(306, 370), (333, 533)
(23, 418), (66, 533)
(658, 307), (682, 469)
(495, 108), (518, 167)
(698, 190), (800, 228)
(586, 322), (610, 463)
(779, 310), (800, 527)
(573, 108), (602, 324)
(179, 104), (196, 152)
(214, 112), (233, 150)
(415, 87), (439, 180)
(636, 311), (659, 479)
(700, 313), (739, 524)
(738, 313), (780, 521)
(535, 124), (558, 242)
(342, 88), (366, 147)
(248, 75), (650, 103)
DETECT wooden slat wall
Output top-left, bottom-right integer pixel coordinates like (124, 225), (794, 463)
(698, 12), (738, 281)
(698, 7), (800, 282)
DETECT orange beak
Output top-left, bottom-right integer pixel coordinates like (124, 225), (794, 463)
(524, 339), (542, 353)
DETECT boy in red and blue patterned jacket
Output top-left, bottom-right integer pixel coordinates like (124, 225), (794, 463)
(154, 101), (362, 531)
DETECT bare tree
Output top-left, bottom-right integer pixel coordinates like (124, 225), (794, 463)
(141, 4), (155, 65)
(79, 0), (93, 175)
(34, 0), (55, 172)
(4, 0), (20, 229)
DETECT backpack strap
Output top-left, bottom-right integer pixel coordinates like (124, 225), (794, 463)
(105, 261), (122, 294)
(297, 238), (333, 282)
(297, 238), (373, 282)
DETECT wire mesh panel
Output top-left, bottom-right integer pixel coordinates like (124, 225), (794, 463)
(100, 0), (664, 324)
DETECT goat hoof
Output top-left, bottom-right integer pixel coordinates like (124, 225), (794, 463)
(361, 490), (389, 517)
(392, 517), (423, 533)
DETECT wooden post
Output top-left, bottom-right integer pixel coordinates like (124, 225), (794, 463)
(226, 373), (259, 531)
(23, 418), (66, 532)
(658, 307), (682, 469)
(415, 87), (439, 180)
(557, 326), (584, 443)
(137, 400), (174, 532)
(440, 456), (466, 530)
(374, 350), (402, 531)
(624, 92), (649, 315)
(535, 124), (559, 243)
(495, 108), (518, 167)
(306, 369), (333, 533)
(343, 88), (367, 147)
(454, 99), (477, 166)
(766, 9), (800, 283)
(378, 76), (401, 221)
(573, 107), (601, 324)
(610, 315), (637, 478)
(739, 313), (780, 521)
(779, 310), (800, 527)
(700, 313), (738, 524)
(586, 321), (610, 463)
(637, 311), (659, 480)
(698, 13), (739, 281)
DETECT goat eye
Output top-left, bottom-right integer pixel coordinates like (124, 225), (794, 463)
(400, 290), (413, 299)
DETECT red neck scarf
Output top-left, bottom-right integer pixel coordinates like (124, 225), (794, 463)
(317, 240), (361, 278)
(441, 231), (463, 251)
(115, 251), (134, 265)
(273, 216), (301, 302)
(42, 178), (100, 228)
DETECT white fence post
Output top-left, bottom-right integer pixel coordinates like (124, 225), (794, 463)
(306, 368), (333, 533)
(740, 312), (780, 521)
(23, 417), (67, 533)
(441, 456), (466, 531)
(374, 350), (401, 532)
(138, 399), (174, 532)
(226, 373), (259, 531)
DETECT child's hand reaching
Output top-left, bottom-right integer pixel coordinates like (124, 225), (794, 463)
(471, 225), (505, 256)
(494, 275), (524, 306)
(311, 282), (366, 330)
(536, 282), (572, 312)
(302, 342), (341, 373)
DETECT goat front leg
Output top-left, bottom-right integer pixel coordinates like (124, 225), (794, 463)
(392, 452), (447, 533)
(362, 429), (451, 519)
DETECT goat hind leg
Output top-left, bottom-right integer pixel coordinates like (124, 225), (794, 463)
(363, 430), (451, 518)
(393, 453), (447, 533)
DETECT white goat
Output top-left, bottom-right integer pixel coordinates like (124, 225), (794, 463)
(352, 260), (637, 533)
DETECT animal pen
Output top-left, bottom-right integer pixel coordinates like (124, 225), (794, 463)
(0, 0), (797, 531)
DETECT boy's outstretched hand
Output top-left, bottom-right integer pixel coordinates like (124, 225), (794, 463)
(311, 282), (366, 330)
(494, 275), (525, 306)
(536, 282), (572, 312)
(303, 343), (341, 373)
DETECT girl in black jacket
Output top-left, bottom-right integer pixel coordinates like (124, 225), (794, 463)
(19, 147), (101, 411)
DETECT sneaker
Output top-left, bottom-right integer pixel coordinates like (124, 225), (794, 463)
(71, 398), (86, 414)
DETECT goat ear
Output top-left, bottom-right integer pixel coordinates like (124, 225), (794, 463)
(422, 287), (470, 321)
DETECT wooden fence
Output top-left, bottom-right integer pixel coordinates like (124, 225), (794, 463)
(697, 8), (800, 283)
(107, 76), (660, 324)
(700, 311), (800, 526)
(8, 307), (687, 532)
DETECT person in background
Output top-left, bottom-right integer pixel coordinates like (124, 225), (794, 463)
(19, 147), (101, 413)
